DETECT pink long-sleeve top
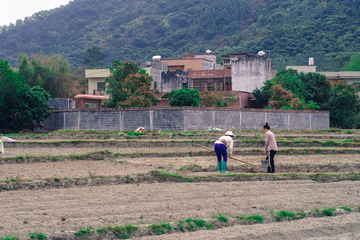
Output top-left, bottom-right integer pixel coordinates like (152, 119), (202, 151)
(264, 130), (278, 152)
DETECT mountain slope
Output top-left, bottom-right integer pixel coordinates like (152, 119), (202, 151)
(0, 0), (359, 70)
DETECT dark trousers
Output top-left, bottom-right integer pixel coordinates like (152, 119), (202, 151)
(214, 143), (227, 162)
(266, 150), (277, 173)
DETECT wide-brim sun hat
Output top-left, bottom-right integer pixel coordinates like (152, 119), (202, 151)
(225, 131), (236, 137)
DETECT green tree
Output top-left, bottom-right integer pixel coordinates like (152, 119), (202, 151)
(0, 59), (51, 130)
(105, 60), (159, 108)
(329, 80), (360, 129)
(329, 54), (351, 71)
(253, 79), (274, 104)
(345, 53), (360, 71)
(253, 69), (331, 109)
(253, 69), (307, 104)
(18, 54), (80, 98)
(162, 88), (201, 107)
(84, 46), (103, 69)
(268, 85), (320, 110)
(200, 88), (237, 107)
(298, 72), (332, 109)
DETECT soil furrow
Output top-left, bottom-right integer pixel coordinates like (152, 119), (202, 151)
(1, 181), (359, 238)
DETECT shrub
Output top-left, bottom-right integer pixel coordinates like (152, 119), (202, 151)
(29, 232), (47, 240)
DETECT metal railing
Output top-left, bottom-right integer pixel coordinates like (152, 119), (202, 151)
(85, 90), (107, 96)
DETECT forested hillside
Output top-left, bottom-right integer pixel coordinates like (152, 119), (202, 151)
(0, 0), (359, 70)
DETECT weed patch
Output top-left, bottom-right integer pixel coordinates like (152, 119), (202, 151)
(177, 218), (206, 232)
(96, 227), (106, 234)
(323, 208), (335, 216)
(179, 164), (201, 172)
(74, 225), (95, 235)
(275, 211), (297, 221)
(29, 232), (47, 240)
(211, 212), (228, 223)
(237, 214), (263, 224)
(1, 236), (19, 240)
(149, 222), (172, 235)
(297, 211), (307, 218)
(339, 206), (352, 212)
(110, 224), (138, 239)
(126, 131), (144, 136)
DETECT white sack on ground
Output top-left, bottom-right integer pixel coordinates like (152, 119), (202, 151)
(2, 137), (16, 142)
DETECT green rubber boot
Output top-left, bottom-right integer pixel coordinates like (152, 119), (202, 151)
(222, 161), (229, 173)
(217, 162), (222, 172)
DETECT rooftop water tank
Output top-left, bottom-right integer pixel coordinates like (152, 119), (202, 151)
(153, 56), (161, 62)
(258, 51), (266, 57)
(309, 57), (314, 66)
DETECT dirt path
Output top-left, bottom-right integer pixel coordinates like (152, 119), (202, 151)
(1, 181), (360, 237)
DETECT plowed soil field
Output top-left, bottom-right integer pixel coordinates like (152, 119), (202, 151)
(1, 130), (360, 240)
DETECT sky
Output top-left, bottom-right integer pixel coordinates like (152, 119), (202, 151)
(0, 0), (71, 26)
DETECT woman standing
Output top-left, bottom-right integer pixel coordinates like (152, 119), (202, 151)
(214, 131), (235, 173)
(264, 122), (278, 173)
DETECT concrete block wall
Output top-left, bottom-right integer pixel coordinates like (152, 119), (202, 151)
(42, 109), (329, 131)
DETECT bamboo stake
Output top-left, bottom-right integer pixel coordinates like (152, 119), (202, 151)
(197, 144), (255, 166)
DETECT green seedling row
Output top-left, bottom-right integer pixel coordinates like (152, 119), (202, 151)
(7, 205), (357, 239)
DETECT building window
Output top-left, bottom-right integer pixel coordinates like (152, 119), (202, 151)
(200, 83), (205, 92)
(85, 103), (98, 108)
(207, 83), (213, 91)
(182, 83), (188, 89)
(154, 82), (157, 91)
(353, 82), (360, 91)
(97, 82), (105, 91)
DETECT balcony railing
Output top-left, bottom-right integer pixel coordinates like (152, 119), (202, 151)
(85, 90), (107, 96)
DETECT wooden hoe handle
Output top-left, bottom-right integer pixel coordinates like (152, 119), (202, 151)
(197, 144), (255, 166)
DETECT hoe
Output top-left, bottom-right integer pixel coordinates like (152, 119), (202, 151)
(197, 144), (256, 166)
